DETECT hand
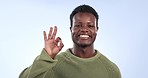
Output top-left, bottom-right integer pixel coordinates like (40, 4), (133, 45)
(43, 26), (64, 59)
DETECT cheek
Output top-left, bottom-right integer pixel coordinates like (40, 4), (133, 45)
(71, 27), (76, 33)
(71, 30), (76, 38)
(91, 30), (97, 38)
(90, 29), (97, 34)
(71, 28), (79, 34)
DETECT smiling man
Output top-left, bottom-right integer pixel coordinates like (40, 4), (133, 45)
(19, 5), (121, 78)
(70, 12), (98, 58)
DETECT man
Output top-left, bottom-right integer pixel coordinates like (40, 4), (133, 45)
(19, 5), (121, 78)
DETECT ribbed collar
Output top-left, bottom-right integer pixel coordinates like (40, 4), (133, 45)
(65, 49), (101, 62)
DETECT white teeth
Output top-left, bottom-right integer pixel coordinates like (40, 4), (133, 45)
(80, 35), (89, 38)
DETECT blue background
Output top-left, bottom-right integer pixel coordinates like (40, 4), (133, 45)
(0, 0), (148, 78)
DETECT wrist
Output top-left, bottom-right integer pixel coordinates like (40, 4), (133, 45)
(44, 48), (55, 59)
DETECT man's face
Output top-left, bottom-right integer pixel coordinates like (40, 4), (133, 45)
(70, 12), (98, 47)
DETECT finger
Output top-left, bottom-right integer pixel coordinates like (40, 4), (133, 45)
(48, 27), (53, 39)
(58, 40), (64, 51)
(55, 37), (61, 43)
(55, 37), (64, 51)
(51, 26), (57, 39)
(43, 31), (47, 41)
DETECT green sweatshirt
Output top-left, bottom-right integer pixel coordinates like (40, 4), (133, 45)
(19, 49), (121, 78)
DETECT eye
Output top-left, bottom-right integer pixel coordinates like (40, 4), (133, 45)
(88, 25), (95, 28)
(74, 25), (81, 27)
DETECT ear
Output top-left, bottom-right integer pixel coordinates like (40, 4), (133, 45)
(96, 26), (99, 32)
(70, 27), (72, 32)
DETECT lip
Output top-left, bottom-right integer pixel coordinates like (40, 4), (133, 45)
(78, 34), (91, 37)
(78, 34), (91, 40)
(80, 35), (89, 37)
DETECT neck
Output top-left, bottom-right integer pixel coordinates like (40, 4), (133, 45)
(71, 44), (96, 58)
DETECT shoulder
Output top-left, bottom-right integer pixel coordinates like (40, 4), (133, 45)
(95, 49), (117, 66)
(96, 50), (121, 78)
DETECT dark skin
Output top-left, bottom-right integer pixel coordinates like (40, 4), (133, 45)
(70, 12), (98, 58)
(43, 12), (98, 59)
(43, 26), (64, 59)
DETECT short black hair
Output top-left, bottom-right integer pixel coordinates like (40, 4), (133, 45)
(70, 5), (99, 28)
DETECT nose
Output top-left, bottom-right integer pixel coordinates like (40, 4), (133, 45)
(80, 26), (88, 32)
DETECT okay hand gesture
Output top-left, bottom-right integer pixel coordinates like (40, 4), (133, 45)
(43, 26), (64, 59)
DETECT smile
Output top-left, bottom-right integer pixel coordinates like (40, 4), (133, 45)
(80, 35), (89, 38)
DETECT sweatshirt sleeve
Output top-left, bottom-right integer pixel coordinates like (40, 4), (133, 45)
(19, 48), (58, 78)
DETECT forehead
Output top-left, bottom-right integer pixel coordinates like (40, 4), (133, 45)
(73, 12), (96, 21)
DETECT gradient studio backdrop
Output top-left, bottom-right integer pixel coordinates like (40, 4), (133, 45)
(0, 0), (148, 78)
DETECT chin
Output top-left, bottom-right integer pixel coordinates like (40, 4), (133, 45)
(77, 42), (93, 47)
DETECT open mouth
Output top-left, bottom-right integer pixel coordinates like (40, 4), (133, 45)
(79, 35), (90, 39)
(80, 35), (89, 38)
